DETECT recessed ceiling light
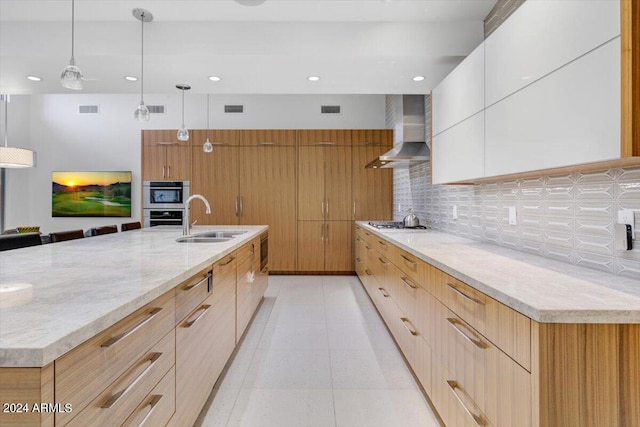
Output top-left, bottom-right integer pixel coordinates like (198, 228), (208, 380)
(208, 76), (221, 82)
(26, 75), (42, 82)
(521, 75), (533, 81)
(124, 76), (138, 82)
(412, 75), (425, 82)
(308, 76), (320, 82)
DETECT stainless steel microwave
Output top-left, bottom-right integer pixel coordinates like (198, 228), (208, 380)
(143, 181), (190, 209)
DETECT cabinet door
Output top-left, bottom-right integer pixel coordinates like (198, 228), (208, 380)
(324, 221), (353, 272)
(165, 146), (191, 181)
(142, 129), (184, 146)
(142, 145), (167, 181)
(297, 221), (325, 272)
(191, 129), (239, 147)
(432, 42), (484, 136)
(298, 146), (325, 221)
(485, 1), (620, 106)
(431, 111), (485, 184)
(351, 129), (393, 146)
(352, 145), (393, 220)
(191, 146), (239, 225)
(325, 146), (352, 220)
(236, 255), (255, 342)
(240, 129), (296, 146)
(485, 38), (620, 177)
(240, 146), (297, 272)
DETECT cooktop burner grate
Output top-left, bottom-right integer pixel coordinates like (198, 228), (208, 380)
(368, 221), (428, 230)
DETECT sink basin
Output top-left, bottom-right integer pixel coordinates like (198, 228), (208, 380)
(194, 230), (248, 238)
(175, 236), (232, 243)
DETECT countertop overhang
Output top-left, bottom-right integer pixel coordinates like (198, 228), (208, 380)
(357, 221), (640, 324)
(0, 225), (267, 367)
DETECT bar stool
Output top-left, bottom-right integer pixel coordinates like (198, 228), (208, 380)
(0, 233), (43, 251)
(88, 225), (118, 237)
(49, 229), (85, 243)
(121, 222), (142, 232)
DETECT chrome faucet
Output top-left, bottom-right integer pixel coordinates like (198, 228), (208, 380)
(183, 194), (211, 236)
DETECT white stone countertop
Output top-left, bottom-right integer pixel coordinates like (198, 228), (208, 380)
(0, 225), (267, 368)
(357, 222), (640, 323)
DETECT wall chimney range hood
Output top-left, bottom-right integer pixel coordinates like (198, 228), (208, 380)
(366, 95), (430, 169)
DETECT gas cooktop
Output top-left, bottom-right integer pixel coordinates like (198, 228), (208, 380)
(368, 221), (428, 230)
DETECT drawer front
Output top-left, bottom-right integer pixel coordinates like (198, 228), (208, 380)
(373, 235), (395, 259)
(393, 247), (427, 286)
(175, 268), (212, 324)
(65, 330), (175, 427)
(442, 276), (531, 371)
(214, 253), (238, 289)
(372, 253), (394, 297)
(391, 271), (421, 326)
(237, 255), (256, 341)
(122, 367), (175, 427)
(362, 229), (376, 246)
(236, 237), (259, 265)
(55, 291), (175, 426)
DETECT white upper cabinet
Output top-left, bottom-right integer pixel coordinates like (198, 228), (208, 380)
(485, 38), (620, 177)
(432, 111), (485, 184)
(484, 0), (620, 106)
(432, 42), (484, 136)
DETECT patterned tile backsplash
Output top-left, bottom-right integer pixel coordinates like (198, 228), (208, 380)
(388, 95), (640, 279)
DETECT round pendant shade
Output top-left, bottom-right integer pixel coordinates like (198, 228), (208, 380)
(0, 147), (35, 168)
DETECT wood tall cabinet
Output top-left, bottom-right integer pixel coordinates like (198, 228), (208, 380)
(352, 130), (393, 221)
(297, 130), (353, 272)
(142, 130), (191, 181)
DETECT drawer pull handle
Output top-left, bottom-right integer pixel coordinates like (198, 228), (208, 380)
(447, 380), (488, 426)
(400, 317), (419, 336)
(378, 287), (389, 298)
(365, 245), (373, 251)
(101, 353), (162, 409)
(182, 272), (212, 292)
(259, 141), (276, 145)
(261, 266), (269, 274)
(447, 318), (487, 349)
(315, 141), (336, 145)
(101, 307), (163, 348)
(400, 276), (418, 290)
(137, 394), (163, 427)
(356, 236), (362, 242)
(400, 254), (416, 265)
(378, 257), (389, 266)
(446, 283), (485, 305)
(356, 257), (362, 263)
(219, 256), (236, 266)
(365, 269), (372, 276)
(183, 304), (212, 328)
(378, 240), (387, 247)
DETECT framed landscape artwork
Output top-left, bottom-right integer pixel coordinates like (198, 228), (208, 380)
(52, 171), (132, 217)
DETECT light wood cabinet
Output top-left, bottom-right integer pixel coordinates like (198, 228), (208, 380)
(352, 140), (393, 221)
(142, 130), (191, 181)
(0, 364), (54, 427)
(356, 227), (640, 427)
(297, 221), (353, 272)
(121, 368), (175, 427)
(297, 129), (352, 146)
(240, 129), (296, 146)
(239, 146), (297, 272)
(191, 129), (239, 146)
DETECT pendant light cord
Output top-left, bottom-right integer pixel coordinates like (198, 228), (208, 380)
(70, 0), (75, 62)
(181, 88), (185, 127)
(3, 98), (8, 148)
(206, 94), (210, 141)
(140, 12), (145, 104)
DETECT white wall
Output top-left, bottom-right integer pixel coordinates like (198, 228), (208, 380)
(4, 93), (385, 233)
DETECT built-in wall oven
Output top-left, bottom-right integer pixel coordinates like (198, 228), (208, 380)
(143, 181), (190, 227)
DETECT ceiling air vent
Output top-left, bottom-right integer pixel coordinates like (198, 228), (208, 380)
(321, 105), (341, 114)
(78, 105), (99, 115)
(224, 105), (244, 114)
(147, 105), (165, 114)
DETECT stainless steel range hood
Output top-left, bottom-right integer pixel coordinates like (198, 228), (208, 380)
(366, 95), (430, 169)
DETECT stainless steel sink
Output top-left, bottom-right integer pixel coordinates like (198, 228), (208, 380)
(175, 236), (232, 243)
(193, 230), (248, 238)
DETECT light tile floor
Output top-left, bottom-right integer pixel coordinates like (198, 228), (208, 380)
(194, 275), (441, 427)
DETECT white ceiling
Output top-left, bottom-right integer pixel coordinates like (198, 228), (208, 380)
(0, 0), (496, 95)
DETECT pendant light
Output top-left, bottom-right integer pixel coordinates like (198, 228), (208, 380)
(0, 95), (34, 168)
(176, 84), (190, 141)
(203, 94), (213, 153)
(60, 0), (83, 90)
(133, 8), (153, 122)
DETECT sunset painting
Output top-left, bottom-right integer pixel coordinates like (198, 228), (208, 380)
(52, 171), (132, 217)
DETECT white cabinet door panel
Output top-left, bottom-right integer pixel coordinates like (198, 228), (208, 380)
(432, 111), (485, 184)
(485, 38), (620, 177)
(432, 43), (484, 136)
(485, 0), (620, 106)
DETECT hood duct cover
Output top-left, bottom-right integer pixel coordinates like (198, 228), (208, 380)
(366, 94), (430, 169)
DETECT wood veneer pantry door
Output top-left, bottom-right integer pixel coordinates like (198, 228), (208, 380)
(239, 146), (297, 272)
(191, 146), (239, 225)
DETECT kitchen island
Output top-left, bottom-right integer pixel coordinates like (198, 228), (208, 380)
(355, 221), (640, 427)
(0, 225), (268, 427)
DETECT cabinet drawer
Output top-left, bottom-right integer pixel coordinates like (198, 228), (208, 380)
(392, 247), (427, 286)
(236, 237), (259, 265)
(237, 255), (257, 341)
(55, 291), (175, 426)
(175, 268), (212, 324)
(442, 276), (531, 371)
(122, 367), (175, 427)
(64, 330), (175, 427)
(373, 235), (395, 259)
(214, 253), (238, 288)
